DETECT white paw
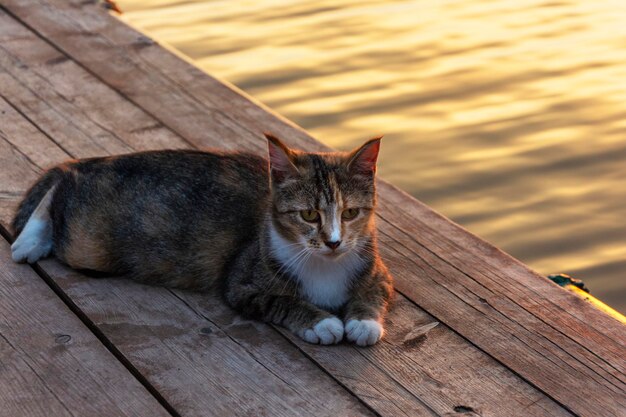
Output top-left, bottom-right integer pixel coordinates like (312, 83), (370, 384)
(11, 219), (53, 264)
(297, 317), (344, 345)
(345, 319), (383, 346)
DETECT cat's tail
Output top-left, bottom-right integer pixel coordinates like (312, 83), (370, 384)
(11, 167), (64, 238)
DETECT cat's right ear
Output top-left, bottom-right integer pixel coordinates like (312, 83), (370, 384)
(265, 133), (299, 182)
(347, 135), (382, 176)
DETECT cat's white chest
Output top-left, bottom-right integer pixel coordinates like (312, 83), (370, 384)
(295, 259), (353, 309)
(269, 228), (363, 309)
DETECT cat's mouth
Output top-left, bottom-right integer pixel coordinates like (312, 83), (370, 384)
(320, 248), (349, 259)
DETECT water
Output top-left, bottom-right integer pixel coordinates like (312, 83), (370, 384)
(119, 0), (626, 313)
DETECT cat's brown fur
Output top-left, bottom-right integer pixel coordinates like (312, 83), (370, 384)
(11, 135), (393, 345)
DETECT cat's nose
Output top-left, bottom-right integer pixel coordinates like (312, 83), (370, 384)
(324, 240), (341, 250)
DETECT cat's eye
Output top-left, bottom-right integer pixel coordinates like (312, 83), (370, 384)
(300, 210), (320, 222)
(342, 208), (360, 220)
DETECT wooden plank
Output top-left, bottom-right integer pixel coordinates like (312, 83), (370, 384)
(0, 12), (576, 417)
(36, 259), (377, 417)
(0, 14), (188, 158)
(376, 185), (626, 370)
(0, 96), (53, 232)
(0, 240), (171, 417)
(374, 227), (624, 414)
(0, 0), (301, 154)
(4, 2), (618, 415)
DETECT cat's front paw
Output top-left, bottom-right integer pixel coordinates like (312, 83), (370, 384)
(345, 319), (383, 346)
(297, 317), (344, 345)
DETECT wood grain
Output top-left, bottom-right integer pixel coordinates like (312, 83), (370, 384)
(0, 13), (188, 157)
(37, 260), (375, 417)
(0, 239), (170, 417)
(180, 291), (573, 417)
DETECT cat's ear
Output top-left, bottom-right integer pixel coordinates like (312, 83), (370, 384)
(265, 133), (299, 182)
(347, 136), (382, 176)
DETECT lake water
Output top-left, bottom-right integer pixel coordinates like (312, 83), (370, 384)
(119, 0), (626, 313)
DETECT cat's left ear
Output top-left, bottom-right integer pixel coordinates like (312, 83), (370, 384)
(265, 133), (300, 182)
(347, 136), (383, 175)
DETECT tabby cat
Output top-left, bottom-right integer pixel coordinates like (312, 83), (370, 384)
(11, 134), (393, 346)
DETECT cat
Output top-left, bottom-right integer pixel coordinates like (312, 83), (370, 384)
(10, 134), (393, 346)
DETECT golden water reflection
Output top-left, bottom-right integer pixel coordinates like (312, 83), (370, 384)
(120, 0), (626, 312)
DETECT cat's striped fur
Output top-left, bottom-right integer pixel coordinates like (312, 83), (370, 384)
(11, 134), (393, 345)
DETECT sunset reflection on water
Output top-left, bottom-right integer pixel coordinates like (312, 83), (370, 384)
(119, 0), (626, 312)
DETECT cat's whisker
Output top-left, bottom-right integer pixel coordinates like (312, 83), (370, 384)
(279, 246), (309, 272)
(265, 246), (310, 293)
(279, 250), (310, 297)
(360, 248), (388, 263)
(353, 239), (375, 252)
(287, 249), (316, 297)
(292, 250), (312, 283)
(258, 243), (300, 263)
(258, 239), (306, 264)
(280, 248), (315, 296)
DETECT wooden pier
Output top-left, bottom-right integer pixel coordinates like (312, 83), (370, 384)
(0, 1), (624, 416)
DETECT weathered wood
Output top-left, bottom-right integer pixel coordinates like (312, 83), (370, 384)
(0, 13), (188, 157)
(374, 214), (626, 408)
(181, 291), (573, 417)
(0, 239), (171, 417)
(0, 0), (303, 154)
(0, 1), (624, 415)
(376, 185), (626, 374)
(0, 10), (578, 417)
(0, 99), (48, 231)
(37, 259), (376, 417)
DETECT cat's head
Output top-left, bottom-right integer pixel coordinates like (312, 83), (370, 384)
(265, 133), (381, 260)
